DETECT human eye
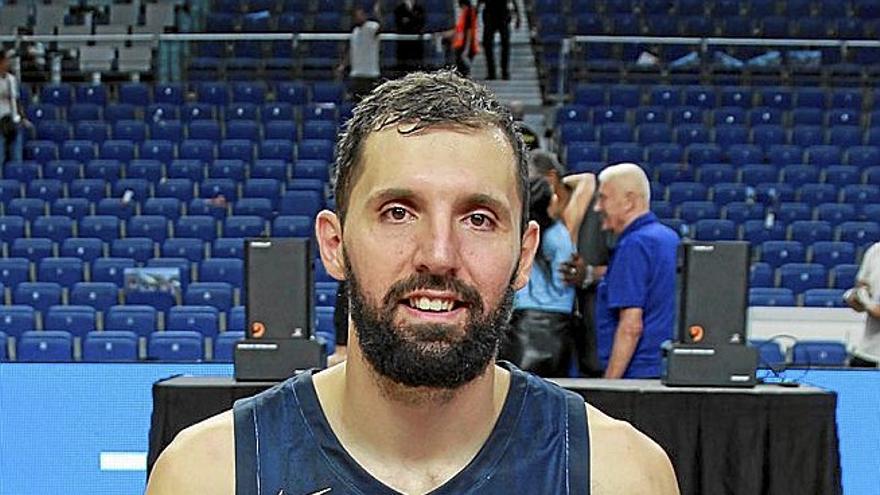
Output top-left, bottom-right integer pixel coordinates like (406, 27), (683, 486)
(464, 212), (496, 231)
(381, 205), (414, 223)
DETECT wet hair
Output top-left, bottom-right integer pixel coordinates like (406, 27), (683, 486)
(332, 70), (529, 234)
(528, 149), (565, 179)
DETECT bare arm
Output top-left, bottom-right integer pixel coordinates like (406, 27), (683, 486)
(588, 403), (680, 495)
(603, 307), (643, 379)
(145, 411), (235, 495)
(560, 173), (596, 244)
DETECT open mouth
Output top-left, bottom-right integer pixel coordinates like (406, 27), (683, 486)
(404, 296), (466, 313)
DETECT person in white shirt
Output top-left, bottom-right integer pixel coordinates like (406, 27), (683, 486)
(338, 3), (382, 101)
(0, 51), (29, 166)
(845, 241), (880, 367)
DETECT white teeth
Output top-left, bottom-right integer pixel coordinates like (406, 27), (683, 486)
(408, 297), (455, 312)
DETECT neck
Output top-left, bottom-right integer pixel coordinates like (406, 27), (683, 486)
(618, 208), (649, 234)
(314, 333), (510, 465)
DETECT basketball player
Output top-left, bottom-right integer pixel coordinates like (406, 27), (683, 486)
(146, 71), (679, 495)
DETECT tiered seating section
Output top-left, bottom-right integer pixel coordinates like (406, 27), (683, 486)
(194, 0), (452, 80)
(0, 80), (343, 363)
(557, 83), (880, 308)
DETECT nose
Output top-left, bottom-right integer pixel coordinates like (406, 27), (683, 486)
(412, 215), (460, 277)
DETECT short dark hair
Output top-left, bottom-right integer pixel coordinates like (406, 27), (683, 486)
(332, 70), (529, 234)
(528, 150), (565, 179)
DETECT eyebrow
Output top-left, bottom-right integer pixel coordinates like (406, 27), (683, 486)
(464, 193), (510, 218)
(367, 189), (510, 217)
(367, 188), (417, 208)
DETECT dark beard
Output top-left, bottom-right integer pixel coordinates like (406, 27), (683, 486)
(345, 256), (515, 389)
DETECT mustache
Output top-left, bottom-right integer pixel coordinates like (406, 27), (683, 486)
(381, 272), (485, 313)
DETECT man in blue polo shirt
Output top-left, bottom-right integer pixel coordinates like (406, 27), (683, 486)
(594, 163), (679, 378)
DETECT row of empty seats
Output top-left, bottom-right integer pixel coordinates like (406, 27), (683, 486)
(750, 338), (850, 366)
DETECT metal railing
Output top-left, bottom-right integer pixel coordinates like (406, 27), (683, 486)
(556, 35), (880, 102)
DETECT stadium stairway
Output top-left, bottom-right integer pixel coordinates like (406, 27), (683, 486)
(470, 0), (543, 108)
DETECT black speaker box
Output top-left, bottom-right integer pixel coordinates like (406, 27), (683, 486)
(234, 339), (326, 381)
(677, 241), (750, 346)
(661, 342), (758, 388)
(244, 238), (313, 340)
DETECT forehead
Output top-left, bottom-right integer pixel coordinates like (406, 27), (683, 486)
(350, 125), (520, 210)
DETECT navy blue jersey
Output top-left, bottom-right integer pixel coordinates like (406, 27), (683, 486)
(234, 362), (590, 494)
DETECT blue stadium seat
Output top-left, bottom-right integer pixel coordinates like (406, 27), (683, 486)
(712, 183), (748, 204)
(847, 146), (880, 168)
(139, 140), (175, 165)
(67, 104), (102, 123)
(31, 215), (74, 244)
(264, 120), (297, 141)
(789, 220), (833, 244)
(152, 119), (184, 143)
(199, 178), (238, 203)
(272, 215), (311, 237)
(779, 263), (828, 294)
(198, 82), (230, 106)
(742, 220), (787, 244)
(810, 241), (856, 268)
(761, 240), (806, 268)
(0, 305), (36, 338)
(82, 331), (139, 362)
(751, 124), (786, 150)
(148, 330), (204, 362)
(145, 103), (179, 122)
(10, 238), (53, 263)
(749, 287), (796, 306)
(163, 238), (206, 262)
(725, 202), (764, 223)
(167, 305), (219, 337)
(28, 104), (60, 124)
(791, 125), (823, 147)
(755, 183), (795, 203)
(262, 102), (294, 122)
(105, 103), (136, 124)
(175, 215), (218, 241)
(803, 289), (847, 308)
(91, 257), (136, 286)
(125, 290), (177, 313)
(223, 216), (266, 237)
(104, 305), (157, 337)
(200, 258), (244, 288)
(292, 160), (329, 181)
(279, 190), (322, 218)
(44, 305), (96, 338)
(675, 125), (710, 147)
(0, 215), (25, 244)
(226, 121), (260, 142)
(792, 108), (823, 126)
(275, 81), (309, 106)
(806, 145), (843, 166)
(111, 238), (155, 263)
(6, 198), (45, 223)
(749, 108), (783, 127)
(233, 197), (273, 219)
(749, 339), (786, 368)
(126, 215), (169, 243)
(41, 84), (73, 106)
(179, 139), (216, 163)
(155, 178), (195, 203)
(666, 182), (708, 203)
(259, 140), (294, 162)
(838, 221), (880, 247)
(749, 262), (774, 288)
(791, 341), (847, 366)
(79, 215), (119, 242)
(27, 179), (64, 202)
(831, 264), (859, 289)
(128, 159), (165, 184)
(35, 122), (69, 146)
(97, 197), (137, 221)
(37, 257), (83, 287)
(60, 238), (102, 263)
(694, 219), (737, 241)
(143, 197), (183, 221)
(69, 179), (108, 204)
(798, 183), (837, 207)
(766, 145), (803, 166)
(13, 282), (63, 314)
(86, 159), (122, 180)
(74, 121), (108, 144)
(101, 140), (136, 163)
(43, 160), (81, 181)
(231, 81), (266, 105)
(69, 282), (118, 313)
(841, 185), (880, 206)
(315, 281), (338, 307)
(185, 282), (234, 312)
(679, 201), (718, 223)
(114, 119), (147, 143)
(315, 306), (335, 355)
(17, 330), (73, 362)
(154, 83), (185, 105)
(297, 139), (334, 161)
(218, 139), (254, 162)
(815, 203), (855, 227)
(228, 306), (246, 332)
(828, 127), (861, 147)
(212, 238), (245, 258)
(213, 331), (245, 362)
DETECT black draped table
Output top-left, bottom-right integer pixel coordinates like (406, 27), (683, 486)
(149, 376), (841, 495)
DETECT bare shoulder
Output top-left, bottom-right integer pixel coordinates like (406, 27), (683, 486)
(145, 409), (235, 495)
(586, 403), (680, 495)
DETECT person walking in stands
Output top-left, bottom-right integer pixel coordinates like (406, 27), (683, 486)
(146, 70), (679, 495)
(451, 0), (479, 76)
(339, 2), (382, 101)
(0, 51), (29, 166)
(845, 241), (880, 367)
(478, 0), (519, 80)
(594, 163), (679, 378)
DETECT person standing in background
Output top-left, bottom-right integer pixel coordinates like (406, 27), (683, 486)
(845, 241), (880, 367)
(594, 163), (678, 378)
(393, 0), (426, 72)
(0, 51), (29, 167)
(448, 0), (479, 76)
(339, 2), (382, 101)
(478, 0), (519, 80)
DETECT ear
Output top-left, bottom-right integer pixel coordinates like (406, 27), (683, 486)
(315, 210), (347, 281)
(511, 220), (541, 290)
